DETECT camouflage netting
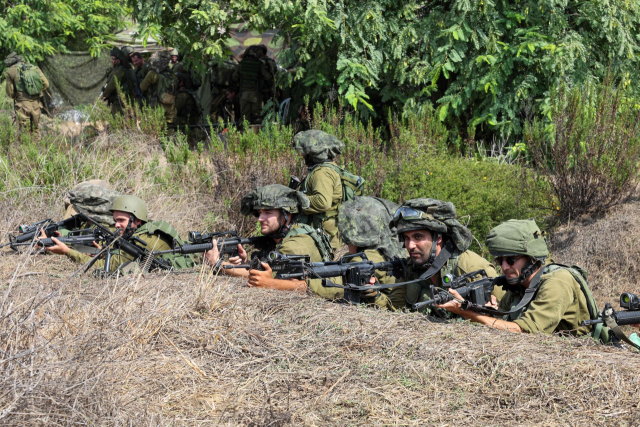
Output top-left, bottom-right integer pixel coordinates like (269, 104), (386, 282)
(227, 23), (283, 60)
(40, 50), (111, 107)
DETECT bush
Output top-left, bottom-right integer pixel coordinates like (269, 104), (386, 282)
(525, 78), (640, 220)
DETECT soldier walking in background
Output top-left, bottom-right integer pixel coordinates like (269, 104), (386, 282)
(4, 52), (49, 142)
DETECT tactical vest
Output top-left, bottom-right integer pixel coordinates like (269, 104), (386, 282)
(136, 220), (195, 270)
(502, 263), (609, 343)
(405, 254), (460, 317)
(239, 57), (262, 92)
(278, 223), (334, 262)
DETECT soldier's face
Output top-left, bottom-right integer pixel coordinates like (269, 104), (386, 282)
(132, 56), (144, 67)
(499, 256), (528, 282)
(113, 211), (142, 235)
(257, 209), (285, 235)
(403, 229), (441, 266)
(171, 55), (178, 63)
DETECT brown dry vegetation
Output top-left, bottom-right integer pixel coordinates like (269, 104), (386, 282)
(1, 186), (640, 426)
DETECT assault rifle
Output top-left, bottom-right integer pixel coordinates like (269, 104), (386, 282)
(276, 252), (407, 304)
(152, 230), (274, 258)
(75, 213), (172, 274)
(411, 270), (495, 311)
(1, 214), (89, 250)
(8, 230), (98, 250)
(582, 293), (640, 351)
(223, 251), (310, 276)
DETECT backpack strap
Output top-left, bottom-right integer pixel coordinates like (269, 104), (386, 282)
(282, 223), (334, 262)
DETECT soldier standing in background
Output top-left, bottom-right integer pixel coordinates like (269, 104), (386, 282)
(102, 47), (135, 116)
(131, 52), (149, 106)
(140, 51), (177, 123)
(233, 46), (273, 126)
(174, 72), (202, 126)
(4, 52), (49, 142)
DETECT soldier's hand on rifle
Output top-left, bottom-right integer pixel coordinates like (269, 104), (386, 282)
(248, 262), (273, 288)
(436, 288), (464, 314)
(204, 239), (221, 265)
(228, 244), (248, 265)
(361, 276), (379, 299)
(39, 229), (70, 255)
(486, 295), (498, 310)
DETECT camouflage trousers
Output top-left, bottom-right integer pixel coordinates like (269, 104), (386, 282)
(240, 91), (263, 125)
(15, 99), (42, 143)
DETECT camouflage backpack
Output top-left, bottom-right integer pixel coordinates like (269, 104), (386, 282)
(16, 63), (43, 96)
(66, 183), (122, 226)
(283, 223), (334, 262)
(137, 220), (195, 270)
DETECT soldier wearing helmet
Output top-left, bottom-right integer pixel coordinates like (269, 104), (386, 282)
(42, 195), (194, 273)
(140, 51), (177, 123)
(437, 219), (596, 336)
(293, 130), (357, 250)
(338, 196), (406, 310)
(102, 47), (135, 116)
(204, 184), (336, 296)
(388, 198), (500, 316)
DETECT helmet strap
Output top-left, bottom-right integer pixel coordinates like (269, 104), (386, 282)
(426, 231), (440, 267)
(122, 214), (136, 238)
(507, 258), (542, 285)
(270, 211), (295, 239)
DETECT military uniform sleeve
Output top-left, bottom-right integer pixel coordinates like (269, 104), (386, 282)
(38, 67), (49, 92)
(302, 167), (342, 215)
(140, 71), (157, 92)
(261, 61), (274, 84)
(5, 69), (15, 99)
(174, 92), (188, 112)
(102, 68), (125, 99)
(513, 270), (578, 334)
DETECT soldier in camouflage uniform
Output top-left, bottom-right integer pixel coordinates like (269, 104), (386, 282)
(388, 198), (500, 316)
(102, 47), (135, 116)
(437, 220), (598, 337)
(4, 52), (49, 142)
(131, 52), (149, 105)
(174, 72), (202, 126)
(293, 130), (350, 250)
(43, 195), (194, 273)
(140, 51), (177, 123)
(204, 184), (338, 297)
(233, 45), (273, 125)
(338, 196), (407, 310)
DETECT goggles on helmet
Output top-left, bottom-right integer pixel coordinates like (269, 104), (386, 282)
(392, 206), (430, 222)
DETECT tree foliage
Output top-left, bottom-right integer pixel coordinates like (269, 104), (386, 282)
(130, 0), (640, 137)
(0, 0), (128, 64)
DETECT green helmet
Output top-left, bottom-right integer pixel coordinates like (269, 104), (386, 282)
(293, 130), (344, 163)
(338, 197), (404, 260)
(4, 52), (23, 67)
(241, 184), (310, 217)
(120, 45), (135, 57)
(389, 198), (472, 253)
(169, 48), (179, 56)
(110, 47), (128, 65)
(486, 219), (549, 260)
(109, 195), (148, 222)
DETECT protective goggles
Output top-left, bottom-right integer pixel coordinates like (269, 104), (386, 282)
(392, 206), (430, 222)
(494, 255), (524, 266)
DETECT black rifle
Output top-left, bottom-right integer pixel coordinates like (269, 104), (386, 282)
(411, 270), (495, 311)
(75, 213), (173, 274)
(9, 230), (98, 249)
(276, 252), (407, 304)
(2, 214), (89, 250)
(582, 293), (640, 351)
(152, 230), (274, 257)
(223, 251), (310, 276)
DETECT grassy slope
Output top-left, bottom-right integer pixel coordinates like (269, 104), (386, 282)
(0, 95), (639, 425)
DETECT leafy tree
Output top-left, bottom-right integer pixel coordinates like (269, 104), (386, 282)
(132, 0), (640, 138)
(0, 0), (128, 64)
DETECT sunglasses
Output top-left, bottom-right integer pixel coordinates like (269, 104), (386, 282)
(494, 255), (524, 266)
(393, 206), (428, 222)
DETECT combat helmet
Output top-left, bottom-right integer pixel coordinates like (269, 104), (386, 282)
(110, 47), (129, 65)
(109, 195), (148, 222)
(293, 130), (344, 164)
(4, 52), (23, 68)
(241, 184), (310, 238)
(120, 46), (135, 57)
(486, 219), (549, 284)
(389, 198), (472, 265)
(338, 196), (404, 260)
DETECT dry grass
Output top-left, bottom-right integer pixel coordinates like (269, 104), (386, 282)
(1, 207), (640, 425)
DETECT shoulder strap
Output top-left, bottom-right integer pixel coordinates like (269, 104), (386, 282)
(284, 223), (333, 262)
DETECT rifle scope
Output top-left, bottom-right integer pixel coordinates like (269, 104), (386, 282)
(621, 293), (640, 310)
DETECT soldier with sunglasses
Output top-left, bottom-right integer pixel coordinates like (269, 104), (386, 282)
(384, 198), (500, 316)
(436, 219), (598, 337)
